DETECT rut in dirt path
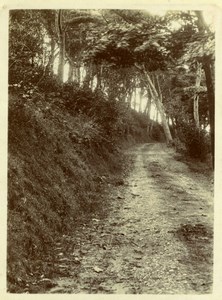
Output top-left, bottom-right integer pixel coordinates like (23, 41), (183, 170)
(46, 143), (213, 294)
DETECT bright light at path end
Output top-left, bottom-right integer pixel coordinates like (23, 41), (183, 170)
(146, 9), (166, 16)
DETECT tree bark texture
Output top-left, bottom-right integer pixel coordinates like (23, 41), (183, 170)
(203, 59), (215, 168)
(68, 60), (74, 82)
(193, 62), (202, 128)
(57, 10), (65, 82)
(83, 64), (92, 89)
(95, 64), (102, 90)
(145, 88), (152, 119)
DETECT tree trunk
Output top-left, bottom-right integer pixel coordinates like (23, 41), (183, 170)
(144, 87), (152, 118)
(193, 62), (202, 128)
(68, 60), (74, 83)
(171, 118), (177, 139)
(94, 64), (103, 91)
(139, 86), (144, 113)
(155, 98), (172, 143)
(83, 64), (92, 89)
(141, 66), (172, 143)
(76, 63), (81, 85)
(155, 73), (163, 102)
(148, 120), (154, 136)
(139, 97), (142, 112)
(133, 90), (137, 110)
(193, 95), (199, 128)
(195, 11), (214, 168)
(147, 98), (152, 119)
(203, 58), (215, 168)
(57, 10), (65, 82)
(155, 109), (159, 123)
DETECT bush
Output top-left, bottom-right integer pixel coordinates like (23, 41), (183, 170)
(176, 122), (211, 161)
(150, 123), (165, 141)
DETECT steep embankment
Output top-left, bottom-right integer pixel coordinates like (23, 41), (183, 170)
(7, 89), (152, 292)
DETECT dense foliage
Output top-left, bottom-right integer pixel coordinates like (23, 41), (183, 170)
(9, 9), (214, 157)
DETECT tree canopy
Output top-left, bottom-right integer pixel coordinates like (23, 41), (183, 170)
(9, 9), (215, 166)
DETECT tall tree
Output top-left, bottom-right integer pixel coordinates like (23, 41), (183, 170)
(40, 10), (58, 76)
(136, 64), (173, 143)
(56, 10), (65, 82)
(193, 62), (202, 128)
(166, 10), (214, 165)
(195, 11), (215, 168)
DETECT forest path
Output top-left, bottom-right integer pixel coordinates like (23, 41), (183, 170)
(47, 143), (213, 294)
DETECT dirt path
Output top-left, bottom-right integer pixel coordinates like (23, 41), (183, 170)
(45, 143), (213, 294)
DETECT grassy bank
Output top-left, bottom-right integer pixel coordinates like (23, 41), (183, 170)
(7, 88), (151, 292)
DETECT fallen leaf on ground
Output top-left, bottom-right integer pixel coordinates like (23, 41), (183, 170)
(93, 266), (103, 273)
(74, 257), (81, 263)
(92, 218), (100, 222)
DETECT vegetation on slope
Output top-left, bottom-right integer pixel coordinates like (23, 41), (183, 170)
(7, 83), (154, 292)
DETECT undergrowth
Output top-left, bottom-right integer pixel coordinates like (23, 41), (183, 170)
(174, 122), (211, 162)
(7, 87), (151, 292)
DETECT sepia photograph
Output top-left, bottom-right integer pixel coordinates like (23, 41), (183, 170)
(1, 0), (222, 297)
